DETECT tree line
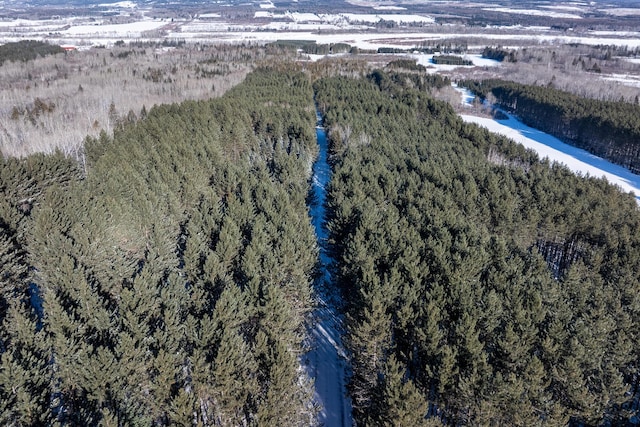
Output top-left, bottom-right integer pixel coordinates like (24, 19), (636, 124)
(0, 40), (64, 66)
(315, 70), (640, 426)
(462, 79), (640, 173)
(1, 68), (319, 426)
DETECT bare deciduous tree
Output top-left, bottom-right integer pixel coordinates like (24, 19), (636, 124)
(0, 43), (294, 159)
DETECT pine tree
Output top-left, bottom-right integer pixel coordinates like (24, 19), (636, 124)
(379, 355), (429, 426)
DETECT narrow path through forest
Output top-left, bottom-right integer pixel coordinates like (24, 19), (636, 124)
(303, 109), (353, 427)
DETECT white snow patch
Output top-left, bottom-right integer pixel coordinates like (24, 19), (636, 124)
(452, 83), (476, 105)
(170, 29), (640, 50)
(340, 13), (380, 24)
(600, 8), (640, 16)
(461, 114), (640, 201)
(259, 1), (275, 9)
(7, 17), (640, 50)
(99, 1), (136, 8)
(374, 6), (406, 11)
(263, 22), (344, 31)
(342, 13), (434, 24)
(180, 22), (233, 32)
(601, 73), (640, 88)
(63, 20), (166, 37)
(466, 54), (502, 67)
(199, 13), (221, 18)
(305, 53), (327, 62)
(287, 12), (324, 22)
(589, 30), (640, 37)
(483, 7), (583, 19)
(540, 5), (587, 12)
(0, 18), (65, 28)
(410, 53), (502, 72)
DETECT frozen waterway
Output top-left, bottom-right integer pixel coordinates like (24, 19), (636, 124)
(303, 110), (353, 426)
(454, 84), (640, 202)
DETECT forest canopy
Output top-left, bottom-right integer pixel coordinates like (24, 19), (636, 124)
(0, 68), (319, 426)
(0, 40), (64, 65)
(316, 71), (640, 426)
(2, 59), (640, 426)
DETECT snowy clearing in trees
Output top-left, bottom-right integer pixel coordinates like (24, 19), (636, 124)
(460, 113), (640, 202)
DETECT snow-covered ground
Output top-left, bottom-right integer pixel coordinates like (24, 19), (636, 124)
(601, 73), (640, 88)
(341, 13), (434, 24)
(411, 53), (502, 73)
(99, 1), (136, 8)
(483, 7), (583, 19)
(540, 5), (588, 12)
(5, 11), (640, 50)
(601, 8), (640, 16)
(166, 28), (640, 50)
(303, 113), (353, 427)
(62, 20), (166, 37)
(460, 112), (640, 201)
(454, 85), (640, 202)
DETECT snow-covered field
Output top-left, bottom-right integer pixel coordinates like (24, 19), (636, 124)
(412, 53), (502, 73)
(342, 13), (434, 24)
(99, 1), (136, 8)
(483, 7), (583, 19)
(540, 5), (588, 12)
(3, 7), (640, 50)
(601, 73), (640, 88)
(63, 20), (167, 37)
(601, 8), (640, 16)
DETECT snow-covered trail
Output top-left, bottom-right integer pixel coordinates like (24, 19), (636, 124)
(454, 85), (640, 202)
(304, 110), (353, 427)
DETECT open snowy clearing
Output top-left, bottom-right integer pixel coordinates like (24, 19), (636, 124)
(482, 7), (583, 19)
(374, 6), (407, 11)
(601, 8), (640, 16)
(159, 30), (640, 50)
(411, 53), (502, 72)
(540, 5), (588, 12)
(99, 1), (137, 8)
(252, 12), (433, 25)
(341, 13), (435, 24)
(63, 20), (167, 37)
(461, 114), (640, 201)
(601, 73), (640, 88)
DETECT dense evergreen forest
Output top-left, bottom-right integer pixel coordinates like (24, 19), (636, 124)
(462, 79), (640, 174)
(0, 40), (64, 65)
(481, 47), (516, 63)
(316, 72), (640, 426)
(3, 59), (640, 426)
(0, 68), (320, 425)
(432, 55), (473, 66)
